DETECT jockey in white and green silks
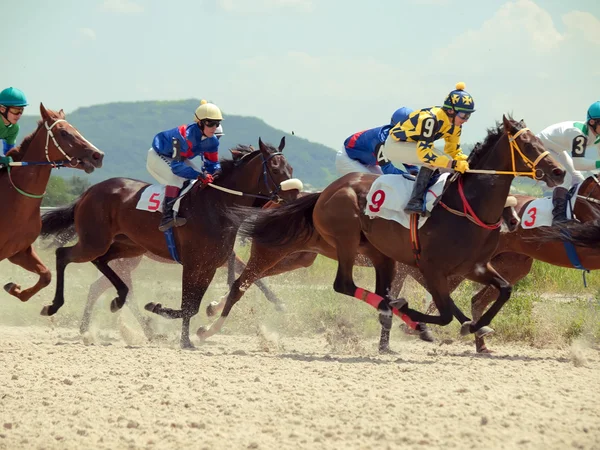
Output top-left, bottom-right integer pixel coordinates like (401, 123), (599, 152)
(537, 101), (600, 225)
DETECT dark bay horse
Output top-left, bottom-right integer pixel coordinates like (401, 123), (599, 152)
(0, 104), (103, 302)
(40, 138), (300, 348)
(197, 116), (566, 343)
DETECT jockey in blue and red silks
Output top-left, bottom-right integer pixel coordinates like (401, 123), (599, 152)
(337, 107), (419, 177)
(146, 100), (223, 231)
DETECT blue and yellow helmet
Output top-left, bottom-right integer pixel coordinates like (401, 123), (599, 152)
(443, 82), (475, 113)
(0, 87), (28, 107)
(587, 101), (600, 121)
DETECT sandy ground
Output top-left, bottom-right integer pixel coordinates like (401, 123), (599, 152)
(0, 325), (599, 450)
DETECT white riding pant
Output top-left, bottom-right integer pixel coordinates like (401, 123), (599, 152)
(335, 149), (383, 176)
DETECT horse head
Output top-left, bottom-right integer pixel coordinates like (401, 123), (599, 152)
(39, 103), (104, 173)
(501, 115), (564, 188)
(256, 137), (302, 203)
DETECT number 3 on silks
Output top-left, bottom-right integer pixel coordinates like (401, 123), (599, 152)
(523, 207), (537, 227)
(368, 189), (386, 213)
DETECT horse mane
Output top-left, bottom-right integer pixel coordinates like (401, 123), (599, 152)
(469, 115), (518, 167)
(6, 109), (61, 163)
(219, 141), (278, 177)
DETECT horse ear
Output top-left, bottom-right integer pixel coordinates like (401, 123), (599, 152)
(40, 103), (49, 121)
(502, 114), (513, 132)
(278, 136), (285, 151)
(258, 137), (265, 149)
(519, 119), (526, 128)
(58, 109), (66, 119)
(230, 149), (242, 159)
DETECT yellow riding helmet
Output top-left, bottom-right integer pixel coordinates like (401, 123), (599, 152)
(194, 99), (223, 123)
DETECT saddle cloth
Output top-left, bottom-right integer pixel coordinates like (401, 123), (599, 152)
(520, 186), (580, 229)
(136, 180), (196, 213)
(365, 173), (450, 229)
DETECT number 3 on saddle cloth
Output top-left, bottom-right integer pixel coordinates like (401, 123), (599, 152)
(519, 184), (580, 229)
(135, 181), (197, 264)
(365, 172), (449, 228)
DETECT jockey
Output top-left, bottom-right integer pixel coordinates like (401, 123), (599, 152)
(537, 100), (600, 225)
(146, 99), (223, 231)
(336, 107), (418, 177)
(384, 82), (474, 217)
(0, 87), (28, 155)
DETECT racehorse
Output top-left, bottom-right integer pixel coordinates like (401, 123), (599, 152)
(1, 104), (104, 302)
(196, 116), (565, 345)
(40, 138), (301, 348)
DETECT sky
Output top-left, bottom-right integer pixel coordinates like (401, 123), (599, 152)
(6, 0), (600, 150)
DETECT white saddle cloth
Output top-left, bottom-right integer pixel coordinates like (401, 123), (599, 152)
(365, 173), (450, 229)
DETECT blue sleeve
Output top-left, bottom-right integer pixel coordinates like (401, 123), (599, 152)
(204, 160), (221, 174)
(380, 162), (403, 175)
(3, 141), (14, 155)
(170, 160), (201, 179)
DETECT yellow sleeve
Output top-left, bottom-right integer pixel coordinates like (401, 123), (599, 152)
(443, 126), (464, 159)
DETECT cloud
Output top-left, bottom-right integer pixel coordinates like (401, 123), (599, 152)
(562, 10), (600, 43)
(78, 28), (97, 40)
(218, 0), (313, 13)
(101, 0), (144, 14)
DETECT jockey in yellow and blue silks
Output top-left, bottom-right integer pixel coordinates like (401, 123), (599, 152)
(146, 100), (223, 231)
(384, 82), (474, 217)
(0, 87), (28, 155)
(336, 107), (418, 177)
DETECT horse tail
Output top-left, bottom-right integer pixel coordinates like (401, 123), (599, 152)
(238, 192), (321, 247)
(534, 219), (600, 248)
(40, 201), (78, 241)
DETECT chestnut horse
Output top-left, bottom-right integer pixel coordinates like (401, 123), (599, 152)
(0, 104), (103, 302)
(197, 116), (566, 345)
(40, 138), (300, 348)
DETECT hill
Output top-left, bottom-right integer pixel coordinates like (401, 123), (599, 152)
(17, 100), (338, 190)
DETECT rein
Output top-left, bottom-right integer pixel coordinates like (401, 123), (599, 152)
(204, 151), (287, 202)
(1, 119), (80, 199)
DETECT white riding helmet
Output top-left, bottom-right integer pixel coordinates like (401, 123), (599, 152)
(194, 99), (223, 123)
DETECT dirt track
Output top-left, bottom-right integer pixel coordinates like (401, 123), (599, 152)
(0, 325), (598, 450)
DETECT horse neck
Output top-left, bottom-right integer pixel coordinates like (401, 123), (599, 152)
(10, 126), (53, 197)
(574, 177), (600, 222)
(455, 133), (515, 224)
(222, 156), (267, 200)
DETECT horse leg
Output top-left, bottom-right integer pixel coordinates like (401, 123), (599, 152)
(198, 243), (299, 341)
(470, 254), (533, 353)
(230, 251), (287, 312)
(227, 252), (237, 287)
(390, 268), (457, 327)
(147, 265), (217, 349)
(460, 262), (512, 336)
(80, 264), (115, 334)
(4, 246), (51, 302)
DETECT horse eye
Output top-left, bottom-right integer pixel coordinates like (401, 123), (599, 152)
(60, 129), (70, 138)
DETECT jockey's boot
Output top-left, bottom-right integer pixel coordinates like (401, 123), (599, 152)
(551, 186), (572, 226)
(404, 166), (435, 217)
(159, 189), (187, 232)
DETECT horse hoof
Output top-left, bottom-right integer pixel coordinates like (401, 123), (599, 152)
(3, 282), (16, 294)
(40, 305), (54, 316)
(144, 302), (160, 313)
(389, 298), (407, 310)
(196, 326), (208, 340)
(460, 321), (473, 336)
(419, 329), (435, 343)
(379, 347), (397, 355)
(180, 340), (195, 350)
(477, 346), (494, 354)
(475, 326), (495, 338)
(110, 298), (123, 313)
(206, 303), (218, 317)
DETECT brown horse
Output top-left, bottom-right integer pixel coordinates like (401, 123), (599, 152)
(0, 104), (103, 302)
(197, 116), (566, 344)
(40, 138), (300, 348)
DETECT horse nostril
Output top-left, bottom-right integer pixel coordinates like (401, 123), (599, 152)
(552, 168), (564, 177)
(93, 152), (102, 160)
(511, 219), (518, 226)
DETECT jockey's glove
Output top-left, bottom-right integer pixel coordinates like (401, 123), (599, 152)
(451, 160), (469, 173)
